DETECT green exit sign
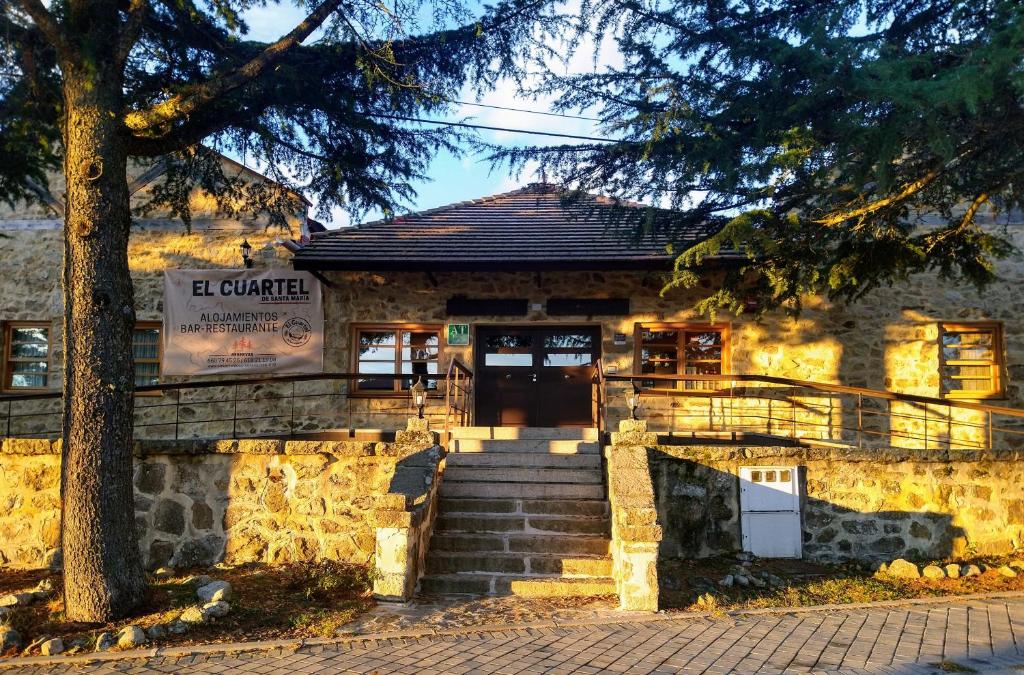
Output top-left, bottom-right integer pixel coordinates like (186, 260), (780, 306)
(447, 323), (470, 346)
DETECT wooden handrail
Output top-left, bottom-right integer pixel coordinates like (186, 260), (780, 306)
(597, 371), (1024, 419)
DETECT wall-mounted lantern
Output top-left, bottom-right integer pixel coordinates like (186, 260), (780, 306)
(411, 377), (426, 419)
(240, 239), (253, 268)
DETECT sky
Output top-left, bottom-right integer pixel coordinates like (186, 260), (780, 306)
(241, 2), (618, 228)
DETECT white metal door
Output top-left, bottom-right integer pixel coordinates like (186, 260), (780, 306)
(739, 466), (802, 558)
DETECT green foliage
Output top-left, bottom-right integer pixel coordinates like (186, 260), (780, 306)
(500, 0), (1024, 314)
(1, 0), (558, 223)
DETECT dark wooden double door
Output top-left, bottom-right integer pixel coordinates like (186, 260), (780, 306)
(475, 326), (601, 427)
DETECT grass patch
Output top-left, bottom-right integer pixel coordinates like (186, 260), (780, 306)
(0, 561), (375, 657)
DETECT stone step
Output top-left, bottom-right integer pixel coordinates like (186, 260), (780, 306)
(430, 532), (612, 556)
(419, 574), (616, 598)
(446, 452), (602, 469)
(450, 427), (599, 441)
(438, 498), (610, 517)
(450, 439), (600, 454)
(426, 552), (613, 577)
(435, 514), (610, 536)
(439, 481), (605, 500)
(444, 466), (603, 485)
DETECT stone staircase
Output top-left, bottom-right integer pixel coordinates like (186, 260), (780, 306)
(420, 427), (615, 598)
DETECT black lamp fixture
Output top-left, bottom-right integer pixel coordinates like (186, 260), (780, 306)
(240, 239), (253, 268)
(625, 384), (641, 420)
(411, 377), (427, 419)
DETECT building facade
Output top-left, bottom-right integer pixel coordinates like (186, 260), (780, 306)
(0, 177), (1021, 448)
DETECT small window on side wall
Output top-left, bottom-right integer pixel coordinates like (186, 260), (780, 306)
(133, 323), (162, 389)
(353, 324), (442, 394)
(3, 322), (51, 391)
(939, 322), (1004, 399)
(634, 323), (729, 391)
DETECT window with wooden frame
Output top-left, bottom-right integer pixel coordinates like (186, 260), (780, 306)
(3, 322), (52, 391)
(352, 324), (442, 395)
(939, 322), (1004, 399)
(634, 323), (730, 391)
(133, 322), (162, 389)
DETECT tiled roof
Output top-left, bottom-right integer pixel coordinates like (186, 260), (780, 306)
(292, 183), (721, 271)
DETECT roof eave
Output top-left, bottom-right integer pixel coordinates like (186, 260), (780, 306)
(291, 255), (743, 273)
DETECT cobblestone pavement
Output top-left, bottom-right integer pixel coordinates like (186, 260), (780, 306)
(3, 596), (1024, 674)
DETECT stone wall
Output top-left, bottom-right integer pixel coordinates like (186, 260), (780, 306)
(647, 444), (1024, 563)
(0, 430), (442, 571)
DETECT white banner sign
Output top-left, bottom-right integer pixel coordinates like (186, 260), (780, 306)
(163, 269), (324, 375)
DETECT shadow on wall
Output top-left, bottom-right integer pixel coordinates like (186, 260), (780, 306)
(647, 450), (969, 565)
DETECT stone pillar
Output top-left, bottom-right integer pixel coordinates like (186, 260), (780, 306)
(370, 418), (441, 602)
(608, 419), (662, 611)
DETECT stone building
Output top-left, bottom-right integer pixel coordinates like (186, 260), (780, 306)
(1, 166), (1022, 608)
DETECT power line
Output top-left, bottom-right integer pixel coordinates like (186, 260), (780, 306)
(369, 112), (618, 143)
(450, 100), (603, 122)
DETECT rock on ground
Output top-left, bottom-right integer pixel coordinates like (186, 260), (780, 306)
(0, 592), (36, 608)
(179, 606), (207, 624)
(167, 620), (188, 634)
(116, 625), (147, 649)
(961, 564), (982, 577)
(998, 565), (1018, 578)
(886, 559), (921, 579)
(40, 637), (63, 656)
(922, 565), (946, 579)
(196, 580), (232, 603)
(185, 575), (214, 589)
(94, 632), (115, 652)
(145, 624), (167, 640)
(944, 564), (961, 579)
(1, 627), (21, 652)
(202, 601), (231, 619)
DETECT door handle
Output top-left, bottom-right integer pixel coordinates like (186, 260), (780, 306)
(531, 373), (537, 383)
(505, 374), (512, 379)
(563, 374), (571, 380)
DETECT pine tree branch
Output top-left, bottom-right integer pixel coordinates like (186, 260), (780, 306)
(15, 0), (70, 60)
(116, 0), (148, 69)
(815, 167), (943, 227)
(123, 0), (344, 134)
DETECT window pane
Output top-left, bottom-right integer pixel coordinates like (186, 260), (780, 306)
(940, 325), (998, 395)
(640, 329), (677, 344)
(485, 334), (531, 350)
(11, 342), (48, 358)
(135, 362), (160, 387)
(11, 327), (48, 343)
(544, 353), (593, 367)
(11, 373), (47, 388)
(133, 328), (160, 360)
(402, 346), (438, 361)
(403, 331), (439, 347)
(485, 353), (533, 367)
(359, 346), (396, 361)
(545, 334), (593, 349)
(359, 331), (396, 346)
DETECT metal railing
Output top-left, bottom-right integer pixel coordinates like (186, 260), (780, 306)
(0, 360), (474, 444)
(594, 361), (1024, 450)
(443, 358), (474, 446)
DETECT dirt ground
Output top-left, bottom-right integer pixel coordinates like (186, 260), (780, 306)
(0, 562), (373, 657)
(3, 554), (1024, 656)
(658, 555), (1024, 611)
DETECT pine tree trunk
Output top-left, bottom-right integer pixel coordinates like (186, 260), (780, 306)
(59, 54), (147, 622)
